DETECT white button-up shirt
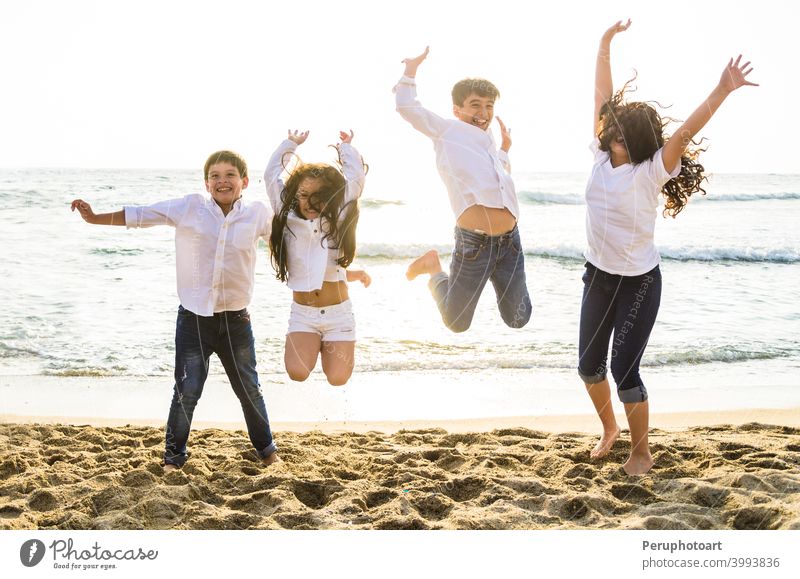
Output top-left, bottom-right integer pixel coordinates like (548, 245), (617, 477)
(264, 140), (365, 292)
(394, 75), (519, 220)
(124, 194), (272, 316)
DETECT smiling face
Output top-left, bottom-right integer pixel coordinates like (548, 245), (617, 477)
(295, 176), (324, 220)
(453, 93), (495, 130)
(205, 161), (248, 209)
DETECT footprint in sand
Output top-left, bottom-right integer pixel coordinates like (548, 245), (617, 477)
(291, 479), (343, 509)
(610, 483), (658, 505)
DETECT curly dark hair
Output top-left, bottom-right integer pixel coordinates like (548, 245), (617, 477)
(597, 76), (707, 217)
(269, 148), (362, 283)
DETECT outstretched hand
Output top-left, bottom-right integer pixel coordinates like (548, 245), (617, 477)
(71, 199), (96, 223)
(288, 129), (309, 145)
(339, 130), (354, 144)
(402, 46), (429, 77)
(602, 19), (631, 41)
(718, 55), (758, 94)
(496, 117), (512, 152)
(347, 269), (371, 288)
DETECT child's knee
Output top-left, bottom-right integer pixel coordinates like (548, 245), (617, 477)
(503, 310), (531, 329)
(326, 372), (351, 386)
(501, 297), (532, 329)
(610, 364), (647, 402)
(286, 365), (311, 382)
(445, 318), (472, 333)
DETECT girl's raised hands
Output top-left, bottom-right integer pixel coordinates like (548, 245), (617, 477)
(339, 130), (355, 144)
(719, 55), (758, 94)
(288, 130), (309, 145)
(602, 19), (631, 40)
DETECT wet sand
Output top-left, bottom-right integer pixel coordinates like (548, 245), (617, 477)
(1, 419), (799, 530)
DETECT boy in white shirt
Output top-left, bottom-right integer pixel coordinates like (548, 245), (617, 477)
(396, 47), (532, 333)
(71, 150), (280, 470)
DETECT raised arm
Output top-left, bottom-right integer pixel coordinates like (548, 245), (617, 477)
(394, 46), (449, 138)
(594, 20), (631, 135)
(337, 130), (366, 203)
(71, 200), (126, 225)
(495, 116), (512, 172)
(264, 130), (304, 212)
(661, 55), (757, 173)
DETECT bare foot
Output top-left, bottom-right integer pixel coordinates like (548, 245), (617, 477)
(623, 452), (654, 475)
(406, 250), (442, 281)
(163, 464), (179, 473)
(262, 453), (282, 466)
(589, 426), (621, 459)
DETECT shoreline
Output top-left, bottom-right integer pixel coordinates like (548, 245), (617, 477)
(3, 407), (799, 433)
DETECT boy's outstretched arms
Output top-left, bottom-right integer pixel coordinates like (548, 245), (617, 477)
(394, 46), (448, 138)
(661, 55), (758, 173)
(594, 19), (631, 135)
(71, 199), (126, 226)
(496, 116), (512, 154)
(402, 46), (429, 78)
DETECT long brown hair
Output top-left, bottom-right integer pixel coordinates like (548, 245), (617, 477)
(597, 77), (707, 217)
(269, 151), (361, 283)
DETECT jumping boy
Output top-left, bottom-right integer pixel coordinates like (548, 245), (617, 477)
(396, 47), (532, 333)
(71, 151), (280, 471)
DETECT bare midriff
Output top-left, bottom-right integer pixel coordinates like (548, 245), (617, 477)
(456, 205), (516, 235)
(293, 280), (349, 307)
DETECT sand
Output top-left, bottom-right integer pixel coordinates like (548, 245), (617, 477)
(1, 420), (799, 530)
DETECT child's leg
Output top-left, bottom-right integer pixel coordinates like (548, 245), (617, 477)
(489, 228), (532, 329)
(165, 307), (214, 468)
(285, 333), (322, 381)
(321, 342), (355, 386)
(284, 302), (323, 381)
(577, 264), (620, 458)
(609, 266), (662, 475)
(427, 229), (495, 333)
(318, 301), (356, 386)
(623, 400), (651, 475)
(215, 309), (278, 463)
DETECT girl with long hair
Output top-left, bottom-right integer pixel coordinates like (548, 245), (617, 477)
(579, 20), (757, 474)
(265, 130), (368, 386)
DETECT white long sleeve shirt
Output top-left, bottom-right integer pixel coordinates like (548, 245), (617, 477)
(393, 75), (519, 220)
(124, 194), (272, 316)
(584, 139), (681, 276)
(264, 139), (365, 292)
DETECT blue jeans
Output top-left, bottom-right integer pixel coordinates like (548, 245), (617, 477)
(165, 306), (277, 467)
(577, 262), (662, 403)
(429, 225), (532, 333)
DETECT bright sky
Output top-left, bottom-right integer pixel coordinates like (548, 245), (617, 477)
(2, 0), (796, 198)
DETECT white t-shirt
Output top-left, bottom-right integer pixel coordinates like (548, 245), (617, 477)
(584, 139), (681, 276)
(124, 194), (272, 316)
(394, 76), (518, 220)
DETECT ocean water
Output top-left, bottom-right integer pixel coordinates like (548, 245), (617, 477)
(1, 167), (799, 417)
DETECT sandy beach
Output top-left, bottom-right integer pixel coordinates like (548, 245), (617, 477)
(2, 412), (799, 530)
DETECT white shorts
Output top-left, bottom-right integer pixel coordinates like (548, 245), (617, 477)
(287, 300), (356, 342)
